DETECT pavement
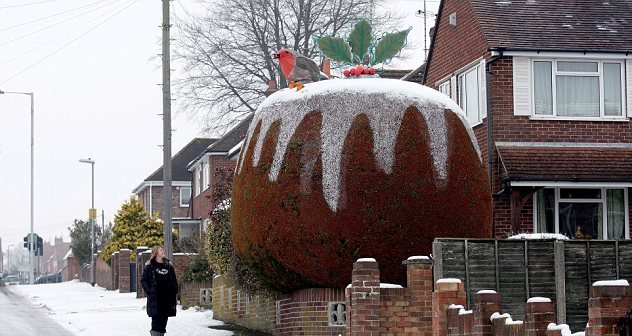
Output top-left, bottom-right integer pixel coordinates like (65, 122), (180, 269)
(0, 286), (74, 336)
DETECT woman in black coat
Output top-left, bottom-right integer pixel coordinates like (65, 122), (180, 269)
(141, 246), (179, 336)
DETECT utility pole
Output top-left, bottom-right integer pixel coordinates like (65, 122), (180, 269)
(161, 0), (173, 260)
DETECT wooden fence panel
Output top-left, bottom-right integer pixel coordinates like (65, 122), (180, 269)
(564, 242), (589, 331)
(497, 240), (527, 319)
(466, 241), (497, 305)
(435, 238), (632, 330)
(440, 240), (466, 282)
(527, 241), (556, 302)
(619, 241), (632, 282)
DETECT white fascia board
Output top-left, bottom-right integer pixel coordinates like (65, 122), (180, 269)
(133, 181), (192, 194)
(492, 50), (632, 60)
(496, 142), (632, 148)
(510, 181), (632, 187)
(187, 153), (210, 172)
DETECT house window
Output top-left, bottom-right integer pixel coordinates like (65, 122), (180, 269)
(194, 168), (201, 196)
(533, 60), (624, 118)
(458, 65), (481, 125)
(180, 187), (191, 207)
(202, 160), (210, 191)
(438, 80), (450, 96)
(534, 187), (628, 239)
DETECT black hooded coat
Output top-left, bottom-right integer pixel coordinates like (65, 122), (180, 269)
(141, 258), (178, 317)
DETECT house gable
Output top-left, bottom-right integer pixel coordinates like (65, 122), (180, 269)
(423, 0), (490, 89)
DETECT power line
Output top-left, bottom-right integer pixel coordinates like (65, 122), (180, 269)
(0, 0), (127, 66)
(0, 0), (122, 47)
(0, 0), (113, 33)
(0, 0), (62, 10)
(0, 0), (140, 86)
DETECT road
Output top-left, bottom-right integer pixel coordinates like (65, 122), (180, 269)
(0, 286), (74, 336)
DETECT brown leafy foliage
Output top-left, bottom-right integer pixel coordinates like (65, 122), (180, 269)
(232, 102), (493, 292)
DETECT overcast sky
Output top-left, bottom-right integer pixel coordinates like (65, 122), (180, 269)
(0, 0), (438, 250)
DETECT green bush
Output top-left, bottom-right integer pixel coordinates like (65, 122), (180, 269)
(181, 254), (213, 282)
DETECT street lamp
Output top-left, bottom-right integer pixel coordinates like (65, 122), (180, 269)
(79, 158), (95, 286)
(0, 90), (35, 285)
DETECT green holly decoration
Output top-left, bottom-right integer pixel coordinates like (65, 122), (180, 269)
(315, 36), (353, 64)
(348, 19), (373, 64)
(316, 19), (411, 67)
(373, 28), (412, 65)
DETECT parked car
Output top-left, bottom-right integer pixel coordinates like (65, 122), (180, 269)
(4, 275), (20, 286)
(0, 278), (4, 287)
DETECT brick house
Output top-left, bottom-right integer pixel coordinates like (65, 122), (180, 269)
(188, 115), (253, 228)
(132, 138), (216, 241)
(423, 0), (632, 239)
(38, 237), (70, 276)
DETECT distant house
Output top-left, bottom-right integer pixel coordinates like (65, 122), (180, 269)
(38, 237), (70, 276)
(132, 138), (216, 240)
(423, 0), (632, 239)
(188, 115), (253, 229)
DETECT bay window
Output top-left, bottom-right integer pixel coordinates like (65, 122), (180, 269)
(533, 59), (625, 118)
(534, 187), (628, 239)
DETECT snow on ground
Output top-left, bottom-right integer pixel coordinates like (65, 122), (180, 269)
(12, 281), (233, 336)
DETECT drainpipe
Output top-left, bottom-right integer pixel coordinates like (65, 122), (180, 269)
(485, 48), (504, 235)
(149, 182), (153, 215)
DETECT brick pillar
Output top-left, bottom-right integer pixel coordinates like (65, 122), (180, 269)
(447, 305), (464, 336)
(524, 298), (556, 336)
(458, 311), (474, 335)
(432, 279), (466, 336)
(586, 281), (632, 336)
(349, 258), (381, 336)
(490, 314), (509, 336)
(136, 247), (149, 298)
(405, 256), (434, 334)
(118, 249), (131, 293)
(473, 290), (502, 336)
(507, 322), (525, 336)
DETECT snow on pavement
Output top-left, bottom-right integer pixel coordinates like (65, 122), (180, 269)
(11, 281), (233, 336)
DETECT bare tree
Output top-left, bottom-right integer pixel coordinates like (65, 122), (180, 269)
(173, 0), (402, 134)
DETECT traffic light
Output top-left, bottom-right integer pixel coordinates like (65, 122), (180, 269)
(36, 236), (43, 256)
(22, 233), (43, 256)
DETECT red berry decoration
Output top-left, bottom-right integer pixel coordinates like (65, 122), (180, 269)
(363, 68), (369, 74)
(349, 68), (357, 76)
(369, 68), (376, 75)
(343, 70), (350, 77)
(356, 65), (363, 73)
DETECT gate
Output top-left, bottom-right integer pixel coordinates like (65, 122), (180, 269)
(130, 262), (137, 292)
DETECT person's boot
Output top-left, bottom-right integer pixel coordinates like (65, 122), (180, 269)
(150, 331), (163, 336)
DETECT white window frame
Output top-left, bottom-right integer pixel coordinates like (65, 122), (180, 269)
(533, 186), (629, 239)
(438, 80), (450, 97)
(457, 64), (483, 126)
(194, 168), (201, 196)
(202, 159), (210, 191)
(531, 59), (626, 120)
(179, 187), (191, 207)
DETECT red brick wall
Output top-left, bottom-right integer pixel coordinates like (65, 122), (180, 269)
(191, 155), (236, 221)
(212, 275), (346, 335)
(95, 253), (113, 290)
(179, 279), (213, 309)
(62, 254), (80, 282)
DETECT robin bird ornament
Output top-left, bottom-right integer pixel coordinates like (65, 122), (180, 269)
(273, 49), (327, 90)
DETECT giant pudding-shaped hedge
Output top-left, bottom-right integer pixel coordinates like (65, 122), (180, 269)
(232, 78), (492, 292)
